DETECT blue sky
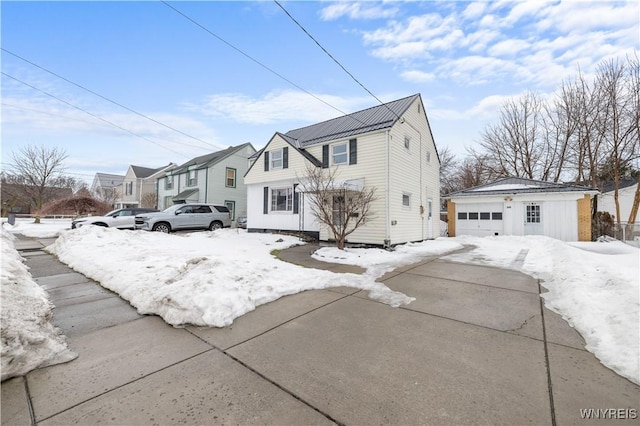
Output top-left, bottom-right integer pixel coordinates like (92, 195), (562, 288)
(2, 1), (638, 185)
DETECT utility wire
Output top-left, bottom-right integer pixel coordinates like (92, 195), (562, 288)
(1, 48), (224, 151)
(2, 72), (191, 159)
(273, 0), (401, 120)
(161, 1), (369, 127)
(2, 102), (213, 151)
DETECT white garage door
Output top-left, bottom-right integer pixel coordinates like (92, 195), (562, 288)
(456, 203), (504, 237)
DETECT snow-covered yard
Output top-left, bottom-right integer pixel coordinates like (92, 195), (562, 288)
(2, 219), (638, 385)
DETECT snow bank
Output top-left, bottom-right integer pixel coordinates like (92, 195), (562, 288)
(48, 227), (414, 328)
(445, 235), (639, 385)
(3, 218), (71, 238)
(313, 238), (464, 279)
(1, 228), (77, 381)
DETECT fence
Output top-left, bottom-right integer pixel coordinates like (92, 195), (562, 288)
(593, 220), (640, 245)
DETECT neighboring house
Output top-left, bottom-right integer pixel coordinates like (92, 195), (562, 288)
(1, 182), (72, 216)
(90, 172), (124, 206)
(445, 177), (599, 242)
(244, 93), (440, 246)
(156, 143), (256, 223)
(116, 164), (175, 209)
(599, 178), (639, 223)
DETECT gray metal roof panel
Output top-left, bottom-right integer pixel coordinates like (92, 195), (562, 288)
(285, 94), (419, 147)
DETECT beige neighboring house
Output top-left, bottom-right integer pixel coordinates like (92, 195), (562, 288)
(244, 93), (440, 246)
(116, 164), (175, 209)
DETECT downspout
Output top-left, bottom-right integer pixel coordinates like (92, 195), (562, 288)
(385, 129), (391, 248)
(205, 168), (208, 203)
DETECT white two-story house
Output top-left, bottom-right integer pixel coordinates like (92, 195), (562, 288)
(244, 94), (440, 247)
(156, 143), (256, 223)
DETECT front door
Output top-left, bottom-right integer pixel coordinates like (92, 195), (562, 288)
(524, 203), (543, 235)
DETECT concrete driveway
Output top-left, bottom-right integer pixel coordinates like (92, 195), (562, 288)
(2, 235), (638, 425)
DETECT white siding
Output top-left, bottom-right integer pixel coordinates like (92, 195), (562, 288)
(387, 97), (440, 244)
(599, 184), (638, 222)
(246, 181), (319, 232)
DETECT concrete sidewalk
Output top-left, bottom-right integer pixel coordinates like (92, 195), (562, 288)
(2, 236), (638, 425)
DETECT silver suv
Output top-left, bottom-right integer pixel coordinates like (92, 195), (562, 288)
(72, 208), (158, 229)
(134, 203), (231, 233)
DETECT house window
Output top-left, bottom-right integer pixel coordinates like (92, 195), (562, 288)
(526, 204), (541, 223)
(404, 136), (411, 150)
(187, 170), (197, 186)
(402, 193), (411, 207)
(271, 187), (292, 212)
(126, 182), (133, 195)
(165, 176), (173, 190)
(271, 149), (283, 169)
(163, 196), (173, 209)
(226, 168), (236, 188)
(426, 151), (431, 163)
(333, 195), (346, 228)
(332, 143), (348, 165)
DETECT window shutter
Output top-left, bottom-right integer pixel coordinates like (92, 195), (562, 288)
(349, 139), (357, 165)
(322, 145), (329, 168)
(283, 147), (289, 169)
(293, 184), (299, 214)
(264, 151), (269, 171)
(263, 187), (269, 214)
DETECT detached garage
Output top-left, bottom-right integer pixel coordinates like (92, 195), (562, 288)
(445, 177), (599, 242)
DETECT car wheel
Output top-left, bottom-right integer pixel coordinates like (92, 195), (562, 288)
(209, 221), (222, 231)
(152, 222), (171, 233)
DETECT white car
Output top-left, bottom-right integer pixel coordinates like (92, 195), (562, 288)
(72, 208), (159, 230)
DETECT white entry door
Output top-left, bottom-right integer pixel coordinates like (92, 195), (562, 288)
(524, 203), (543, 235)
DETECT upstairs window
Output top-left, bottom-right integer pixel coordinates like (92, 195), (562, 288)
(271, 149), (283, 169)
(187, 170), (197, 187)
(165, 175), (173, 190)
(332, 143), (348, 165)
(402, 193), (411, 207)
(226, 168), (236, 188)
(404, 136), (411, 150)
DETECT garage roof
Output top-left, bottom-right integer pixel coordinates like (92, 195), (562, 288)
(445, 177), (599, 198)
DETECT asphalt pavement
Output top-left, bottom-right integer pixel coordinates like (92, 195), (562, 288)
(2, 234), (638, 425)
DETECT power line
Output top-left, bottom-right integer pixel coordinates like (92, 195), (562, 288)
(273, 0), (400, 120)
(2, 72), (191, 158)
(160, 1), (369, 127)
(2, 48), (224, 152)
(2, 102), (214, 152)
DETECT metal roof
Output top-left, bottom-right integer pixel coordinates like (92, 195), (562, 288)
(172, 143), (254, 173)
(445, 177), (599, 198)
(284, 94), (420, 147)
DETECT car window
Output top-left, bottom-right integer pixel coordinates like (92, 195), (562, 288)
(214, 206), (230, 213)
(194, 206), (212, 214)
(121, 210), (133, 216)
(179, 206), (194, 214)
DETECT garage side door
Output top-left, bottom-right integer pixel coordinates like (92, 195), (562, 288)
(456, 203), (504, 237)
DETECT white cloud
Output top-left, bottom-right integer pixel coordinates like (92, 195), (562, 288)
(487, 39), (531, 57)
(400, 70), (436, 84)
(462, 2), (487, 20)
(319, 2), (398, 21)
(194, 90), (371, 126)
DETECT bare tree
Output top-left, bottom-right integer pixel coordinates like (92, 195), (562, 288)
(142, 192), (158, 209)
(438, 146), (459, 195)
(9, 145), (75, 220)
(298, 165), (376, 250)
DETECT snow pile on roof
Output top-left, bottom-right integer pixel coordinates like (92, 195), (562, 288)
(47, 227), (416, 328)
(445, 235), (639, 385)
(1, 228), (77, 381)
(469, 183), (538, 191)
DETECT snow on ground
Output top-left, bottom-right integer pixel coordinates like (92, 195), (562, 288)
(444, 235), (640, 385)
(47, 227), (417, 328)
(313, 239), (463, 279)
(3, 218), (71, 238)
(1, 228), (77, 381)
